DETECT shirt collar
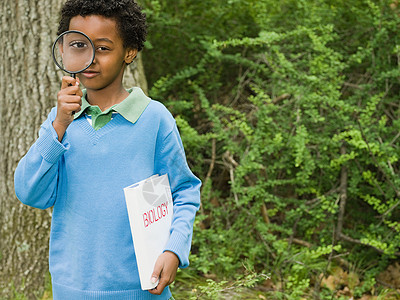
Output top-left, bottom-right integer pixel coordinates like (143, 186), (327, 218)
(74, 87), (151, 124)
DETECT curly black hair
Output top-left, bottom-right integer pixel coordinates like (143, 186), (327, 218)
(57, 0), (147, 51)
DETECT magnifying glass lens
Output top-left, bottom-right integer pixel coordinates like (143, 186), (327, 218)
(52, 31), (95, 74)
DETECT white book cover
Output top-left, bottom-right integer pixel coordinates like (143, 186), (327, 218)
(124, 174), (174, 290)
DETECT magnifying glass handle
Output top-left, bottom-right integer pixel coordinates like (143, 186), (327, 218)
(70, 73), (77, 115)
(69, 73), (76, 84)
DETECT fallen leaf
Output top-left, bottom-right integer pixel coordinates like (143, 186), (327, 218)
(321, 275), (337, 291)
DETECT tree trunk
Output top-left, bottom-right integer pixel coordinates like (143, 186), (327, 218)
(0, 0), (148, 298)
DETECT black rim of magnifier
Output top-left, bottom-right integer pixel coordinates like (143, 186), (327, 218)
(52, 30), (95, 76)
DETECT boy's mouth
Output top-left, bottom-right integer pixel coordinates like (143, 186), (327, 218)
(81, 70), (99, 78)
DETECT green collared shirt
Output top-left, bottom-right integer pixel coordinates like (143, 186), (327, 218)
(74, 87), (151, 129)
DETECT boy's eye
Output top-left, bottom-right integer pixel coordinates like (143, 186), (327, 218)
(69, 41), (88, 49)
(96, 46), (110, 51)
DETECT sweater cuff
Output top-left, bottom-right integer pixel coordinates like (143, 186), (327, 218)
(36, 123), (69, 164)
(164, 230), (191, 269)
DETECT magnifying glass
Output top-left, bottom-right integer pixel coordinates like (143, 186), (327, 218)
(52, 30), (95, 78)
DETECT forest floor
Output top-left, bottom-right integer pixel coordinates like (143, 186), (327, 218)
(39, 274), (400, 300)
(38, 263), (400, 299)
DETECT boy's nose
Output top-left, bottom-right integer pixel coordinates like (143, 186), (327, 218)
(90, 55), (97, 65)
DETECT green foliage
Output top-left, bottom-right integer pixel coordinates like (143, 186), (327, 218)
(172, 268), (269, 300)
(142, 0), (400, 297)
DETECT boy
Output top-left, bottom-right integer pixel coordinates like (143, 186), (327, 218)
(14, 0), (201, 299)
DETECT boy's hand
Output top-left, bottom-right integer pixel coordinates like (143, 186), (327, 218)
(53, 76), (83, 141)
(149, 251), (180, 295)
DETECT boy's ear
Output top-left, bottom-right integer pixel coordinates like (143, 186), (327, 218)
(125, 48), (138, 64)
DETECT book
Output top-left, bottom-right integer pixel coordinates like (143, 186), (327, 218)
(124, 174), (174, 290)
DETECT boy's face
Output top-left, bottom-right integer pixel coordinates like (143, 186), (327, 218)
(69, 15), (137, 91)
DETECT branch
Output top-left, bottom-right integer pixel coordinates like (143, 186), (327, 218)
(305, 187), (339, 207)
(223, 151), (271, 224)
(272, 93), (290, 105)
(376, 279), (400, 297)
(289, 238), (350, 269)
(261, 202), (270, 224)
(343, 82), (364, 89)
(222, 151), (239, 206)
(336, 144), (348, 242)
(202, 138), (216, 193)
(339, 233), (400, 257)
(290, 238), (312, 248)
(334, 144), (400, 257)
(356, 120), (400, 217)
(223, 151), (256, 186)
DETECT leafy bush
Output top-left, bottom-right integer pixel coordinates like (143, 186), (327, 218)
(142, 0), (400, 298)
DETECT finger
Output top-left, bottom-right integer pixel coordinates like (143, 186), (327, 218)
(62, 95), (82, 105)
(67, 85), (83, 97)
(156, 276), (169, 294)
(61, 76), (78, 89)
(75, 78), (83, 97)
(150, 259), (163, 286)
(58, 86), (82, 101)
(59, 103), (82, 115)
(63, 83), (82, 98)
(58, 94), (82, 108)
(148, 278), (168, 295)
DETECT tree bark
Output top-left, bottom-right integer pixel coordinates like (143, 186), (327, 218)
(0, 0), (148, 298)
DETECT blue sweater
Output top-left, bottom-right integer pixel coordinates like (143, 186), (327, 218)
(14, 90), (201, 299)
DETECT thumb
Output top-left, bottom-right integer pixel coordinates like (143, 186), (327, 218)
(151, 259), (163, 284)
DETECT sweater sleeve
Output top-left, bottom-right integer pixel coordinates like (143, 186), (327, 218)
(14, 108), (69, 210)
(156, 123), (201, 269)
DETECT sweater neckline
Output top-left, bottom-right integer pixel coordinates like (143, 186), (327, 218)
(76, 113), (126, 145)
